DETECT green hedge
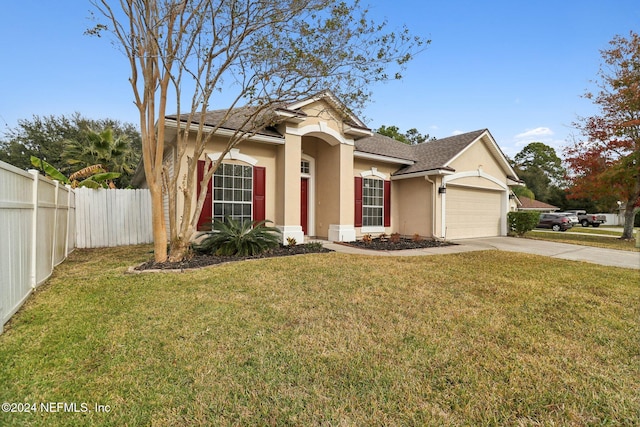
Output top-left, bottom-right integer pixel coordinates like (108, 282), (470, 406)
(507, 211), (540, 236)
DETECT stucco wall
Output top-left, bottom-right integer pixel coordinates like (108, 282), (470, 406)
(448, 137), (507, 183)
(395, 177), (434, 237)
(315, 140), (341, 237)
(170, 135), (279, 231)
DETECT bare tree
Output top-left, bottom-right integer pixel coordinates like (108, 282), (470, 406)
(89, 0), (427, 261)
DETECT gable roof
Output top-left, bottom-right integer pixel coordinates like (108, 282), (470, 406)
(518, 197), (559, 211)
(284, 89), (368, 129)
(392, 130), (487, 176)
(163, 93), (518, 181)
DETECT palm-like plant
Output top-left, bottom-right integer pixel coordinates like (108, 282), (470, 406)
(194, 217), (281, 256)
(30, 156), (121, 188)
(63, 128), (137, 177)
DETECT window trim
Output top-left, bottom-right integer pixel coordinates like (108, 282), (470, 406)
(212, 162), (253, 224)
(362, 177), (384, 228)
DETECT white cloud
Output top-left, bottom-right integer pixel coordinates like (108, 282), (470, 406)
(511, 126), (567, 155)
(515, 127), (554, 140)
(451, 130), (464, 136)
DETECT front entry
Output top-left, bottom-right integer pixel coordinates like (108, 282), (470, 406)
(300, 177), (308, 235)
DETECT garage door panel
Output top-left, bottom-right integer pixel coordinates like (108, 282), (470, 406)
(445, 186), (501, 239)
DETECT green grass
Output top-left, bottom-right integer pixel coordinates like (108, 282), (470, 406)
(526, 230), (640, 251)
(1, 245), (639, 426)
(566, 226), (638, 237)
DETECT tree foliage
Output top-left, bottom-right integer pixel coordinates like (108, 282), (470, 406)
(511, 185), (535, 200)
(89, 0), (428, 262)
(512, 142), (565, 206)
(0, 113), (140, 187)
(63, 128), (138, 186)
(565, 31), (640, 240)
(376, 124), (435, 145)
(514, 142), (565, 185)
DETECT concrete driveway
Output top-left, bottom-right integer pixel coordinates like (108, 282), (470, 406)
(452, 237), (640, 270)
(324, 237), (640, 270)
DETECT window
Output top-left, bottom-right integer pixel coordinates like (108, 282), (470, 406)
(301, 160), (310, 175)
(212, 163), (252, 223)
(362, 178), (383, 226)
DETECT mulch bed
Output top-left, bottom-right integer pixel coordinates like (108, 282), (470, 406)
(135, 244), (333, 271)
(343, 237), (454, 251)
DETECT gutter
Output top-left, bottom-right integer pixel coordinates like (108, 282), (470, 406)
(353, 150), (414, 165)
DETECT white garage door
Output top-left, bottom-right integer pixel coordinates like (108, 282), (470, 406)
(445, 186), (502, 239)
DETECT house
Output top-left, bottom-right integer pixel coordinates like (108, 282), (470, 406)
(138, 91), (521, 243)
(516, 197), (559, 213)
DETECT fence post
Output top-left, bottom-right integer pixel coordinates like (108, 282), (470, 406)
(51, 180), (59, 272)
(65, 185), (71, 256)
(28, 169), (39, 289)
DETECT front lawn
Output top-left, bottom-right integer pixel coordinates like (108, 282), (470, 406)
(1, 245), (638, 426)
(526, 230), (640, 251)
(566, 227), (637, 237)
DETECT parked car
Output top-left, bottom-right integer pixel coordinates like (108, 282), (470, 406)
(536, 213), (573, 232)
(555, 212), (579, 225)
(566, 210), (607, 227)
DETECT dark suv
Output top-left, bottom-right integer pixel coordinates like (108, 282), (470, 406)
(536, 213), (573, 232)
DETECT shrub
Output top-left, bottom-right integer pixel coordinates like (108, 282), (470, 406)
(361, 234), (373, 244)
(507, 211), (540, 236)
(390, 232), (401, 243)
(194, 217), (281, 256)
(379, 233), (388, 242)
(305, 241), (324, 251)
(286, 236), (298, 246)
(412, 233), (422, 242)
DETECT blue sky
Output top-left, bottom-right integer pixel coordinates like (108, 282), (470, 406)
(1, 1), (638, 158)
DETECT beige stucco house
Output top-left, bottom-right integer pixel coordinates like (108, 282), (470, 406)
(142, 91), (521, 243)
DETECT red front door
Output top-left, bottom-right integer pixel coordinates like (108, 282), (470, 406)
(300, 178), (308, 235)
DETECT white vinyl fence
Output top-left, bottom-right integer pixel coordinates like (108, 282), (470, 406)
(1, 162), (75, 334)
(1, 160), (154, 334)
(74, 187), (152, 248)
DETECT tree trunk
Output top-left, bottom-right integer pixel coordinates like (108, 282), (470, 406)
(149, 182), (168, 262)
(621, 203), (637, 240)
(168, 238), (191, 262)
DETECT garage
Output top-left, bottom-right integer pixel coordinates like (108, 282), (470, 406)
(444, 185), (503, 239)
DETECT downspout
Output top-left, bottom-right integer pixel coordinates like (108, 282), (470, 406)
(424, 175), (439, 240)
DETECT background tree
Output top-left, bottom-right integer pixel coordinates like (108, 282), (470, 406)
(376, 124), (435, 145)
(511, 185), (535, 200)
(512, 142), (566, 206)
(90, 0), (428, 262)
(0, 113), (141, 187)
(0, 114), (79, 174)
(565, 31), (640, 240)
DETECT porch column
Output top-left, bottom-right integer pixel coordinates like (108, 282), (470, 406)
(328, 143), (356, 242)
(276, 133), (304, 244)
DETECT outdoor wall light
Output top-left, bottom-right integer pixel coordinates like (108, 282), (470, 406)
(438, 186), (446, 194)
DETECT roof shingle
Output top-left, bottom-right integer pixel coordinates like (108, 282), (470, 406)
(167, 106), (284, 139)
(355, 129), (488, 175)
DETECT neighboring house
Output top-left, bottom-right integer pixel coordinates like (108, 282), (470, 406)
(516, 197), (559, 213)
(134, 91), (521, 242)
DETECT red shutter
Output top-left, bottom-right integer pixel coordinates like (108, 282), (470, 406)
(253, 166), (266, 222)
(384, 180), (391, 227)
(197, 160), (213, 231)
(354, 176), (363, 227)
